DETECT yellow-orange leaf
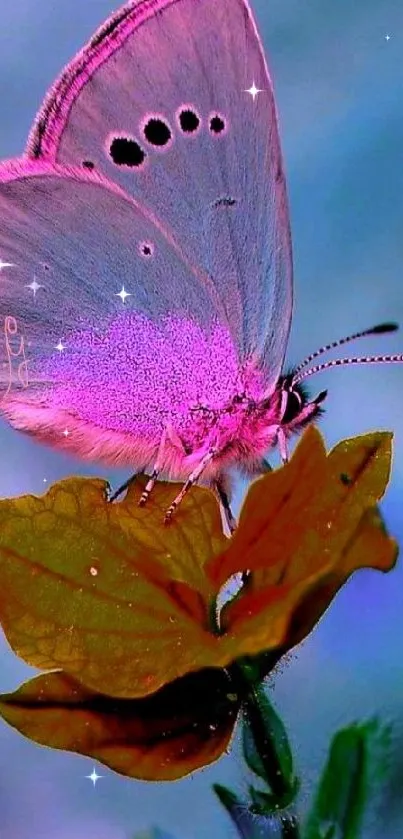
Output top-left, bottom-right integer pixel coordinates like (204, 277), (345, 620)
(0, 667), (240, 781)
(213, 429), (397, 657)
(0, 475), (227, 698)
(0, 428), (397, 708)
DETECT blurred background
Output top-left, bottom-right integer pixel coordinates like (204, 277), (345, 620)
(0, 0), (402, 837)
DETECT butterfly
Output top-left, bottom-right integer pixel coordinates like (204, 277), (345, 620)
(0, 0), (401, 532)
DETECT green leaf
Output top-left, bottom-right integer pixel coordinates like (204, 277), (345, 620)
(248, 781), (300, 815)
(304, 719), (392, 839)
(214, 783), (299, 839)
(242, 683), (296, 797)
(213, 782), (245, 813)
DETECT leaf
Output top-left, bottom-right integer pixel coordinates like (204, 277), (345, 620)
(282, 506), (395, 651)
(0, 474), (227, 698)
(304, 719), (392, 839)
(248, 784), (300, 817)
(213, 783), (292, 838)
(242, 684), (294, 792)
(0, 667), (241, 781)
(209, 428), (397, 658)
(213, 782), (246, 813)
(0, 429), (397, 707)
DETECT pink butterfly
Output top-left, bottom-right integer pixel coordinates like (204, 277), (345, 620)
(0, 0), (401, 531)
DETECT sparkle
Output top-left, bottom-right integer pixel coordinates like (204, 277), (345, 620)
(385, 33), (391, 41)
(43, 478), (48, 483)
(26, 276), (43, 297)
(244, 81), (263, 101)
(62, 428), (70, 437)
(55, 340), (67, 352)
(0, 259), (14, 272)
(116, 285), (131, 304)
(85, 767), (103, 787)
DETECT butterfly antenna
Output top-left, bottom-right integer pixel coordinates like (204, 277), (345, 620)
(293, 351), (403, 386)
(292, 321), (399, 379)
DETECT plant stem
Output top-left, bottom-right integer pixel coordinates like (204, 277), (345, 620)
(232, 661), (301, 839)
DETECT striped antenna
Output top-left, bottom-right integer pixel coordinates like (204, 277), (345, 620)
(293, 353), (403, 387)
(292, 322), (398, 377)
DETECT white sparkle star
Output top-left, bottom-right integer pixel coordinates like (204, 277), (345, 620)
(0, 259), (14, 272)
(385, 33), (391, 41)
(116, 285), (131, 303)
(244, 81), (263, 101)
(86, 767), (103, 787)
(62, 428), (70, 437)
(43, 478), (47, 483)
(55, 340), (67, 352)
(26, 276), (43, 297)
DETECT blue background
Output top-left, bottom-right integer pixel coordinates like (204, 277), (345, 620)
(0, 1), (402, 837)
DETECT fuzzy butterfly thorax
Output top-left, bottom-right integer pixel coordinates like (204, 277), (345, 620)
(153, 371), (325, 483)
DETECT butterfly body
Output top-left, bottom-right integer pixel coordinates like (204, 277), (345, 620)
(1, 279), (321, 484)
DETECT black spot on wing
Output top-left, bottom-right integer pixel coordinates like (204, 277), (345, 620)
(209, 114), (226, 135)
(143, 118), (171, 147)
(109, 137), (146, 167)
(213, 197), (237, 208)
(178, 108), (200, 134)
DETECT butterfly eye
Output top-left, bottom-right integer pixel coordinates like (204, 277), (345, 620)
(108, 135), (146, 168)
(209, 113), (227, 136)
(281, 388), (303, 425)
(142, 116), (172, 148)
(176, 106), (201, 135)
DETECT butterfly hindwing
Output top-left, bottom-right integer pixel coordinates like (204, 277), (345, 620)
(0, 161), (243, 467)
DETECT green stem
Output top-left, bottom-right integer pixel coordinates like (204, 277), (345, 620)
(232, 661), (301, 839)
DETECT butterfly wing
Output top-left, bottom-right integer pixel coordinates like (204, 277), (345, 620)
(27, 0), (293, 388)
(0, 161), (243, 467)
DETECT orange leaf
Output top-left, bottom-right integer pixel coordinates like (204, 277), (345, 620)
(0, 428), (397, 708)
(0, 667), (240, 781)
(283, 505), (397, 650)
(210, 428), (397, 659)
(0, 475), (227, 698)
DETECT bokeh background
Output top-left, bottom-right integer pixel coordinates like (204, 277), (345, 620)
(0, 0), (402, 837)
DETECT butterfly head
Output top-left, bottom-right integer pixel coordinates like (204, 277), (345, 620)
(263, 320), (402, 464)
(277, 373), (327, 434)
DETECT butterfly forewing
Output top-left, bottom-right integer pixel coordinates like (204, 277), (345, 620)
(27, 0), (293, 385)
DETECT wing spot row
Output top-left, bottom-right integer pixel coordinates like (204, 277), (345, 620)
(105, 106), (228, 169)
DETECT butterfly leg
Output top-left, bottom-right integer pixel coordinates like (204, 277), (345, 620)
(277, 427), (289, 464)
(165, 448), (217, 524)
(139, 429), (168, 506)
(214, 478), (237, 535)
(107, 473), (137, 503)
